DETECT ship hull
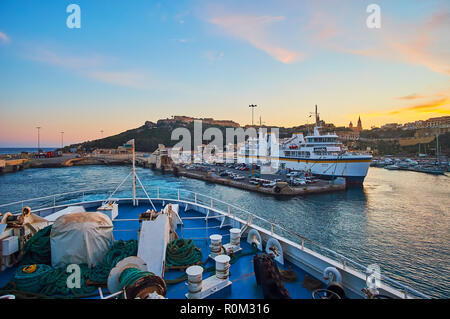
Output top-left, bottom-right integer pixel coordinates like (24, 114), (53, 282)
(238, 155), (371, 185)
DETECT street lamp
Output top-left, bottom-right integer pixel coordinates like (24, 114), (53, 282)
(60, 131), (64, 149)
(249, 104), (257, 126)
(36, 127), (41, 152)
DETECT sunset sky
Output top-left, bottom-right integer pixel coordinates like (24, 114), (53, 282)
(0, 0), (449, 147)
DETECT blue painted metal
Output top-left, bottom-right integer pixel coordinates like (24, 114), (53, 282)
(0, 202), (318, 299)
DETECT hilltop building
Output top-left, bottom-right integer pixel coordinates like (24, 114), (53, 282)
(157, 116), (240, 127)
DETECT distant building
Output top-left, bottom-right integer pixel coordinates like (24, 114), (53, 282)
(157, 116), (240, 127)
(425, 116), (450, 128)
(337, 130), (360, 141)
(381, 123), (401, 130)
(348, 116), (362, 131)
(357, 116), (362, 131)
(145, 121), (157, 128)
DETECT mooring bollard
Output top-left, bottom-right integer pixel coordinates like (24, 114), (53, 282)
(209, 234), (222, 257)
(215, 255), (231, 280)
(186, 265), (203, 297)
(230, 228), (241, 247)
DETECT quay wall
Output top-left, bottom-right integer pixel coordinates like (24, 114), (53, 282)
(175, 168), (346, 197)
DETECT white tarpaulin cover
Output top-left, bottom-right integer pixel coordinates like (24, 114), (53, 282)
(50, 212), (114, 268)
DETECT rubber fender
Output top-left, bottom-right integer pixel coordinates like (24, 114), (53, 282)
(247, 229), (263, 251)
(327, 282), (346, 299)
(265, 238), (284, 264)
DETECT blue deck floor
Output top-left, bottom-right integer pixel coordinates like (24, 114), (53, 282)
(0, 202), (320, 299)
(114, 203), (318, 299)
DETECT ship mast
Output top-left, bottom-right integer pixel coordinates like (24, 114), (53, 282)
(315, 104), (319, 127)
(132, 139), (137, 206)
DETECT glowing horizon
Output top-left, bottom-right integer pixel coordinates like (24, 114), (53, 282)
(0, 0), (449, 147)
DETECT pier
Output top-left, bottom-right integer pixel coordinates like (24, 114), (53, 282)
(175, 167), (346, 196)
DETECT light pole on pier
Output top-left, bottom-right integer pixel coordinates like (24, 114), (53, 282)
(60, 132), (64, 149)
(249, 104), (257, 126)
(36, 127), (41, 152)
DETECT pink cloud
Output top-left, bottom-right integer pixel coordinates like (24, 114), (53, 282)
(0, 31), (10, 44)
(343, 12), (450, 75)
(207, 13), (304, 63)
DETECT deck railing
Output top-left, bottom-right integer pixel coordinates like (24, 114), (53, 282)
(0, 186), (429, 299)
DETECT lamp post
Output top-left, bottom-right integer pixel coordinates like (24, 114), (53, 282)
(60, 131), (64, 149)
(36, 127), (41, 152)
(249, 104), (257, 126)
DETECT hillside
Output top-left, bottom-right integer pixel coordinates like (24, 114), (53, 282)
(64, 121), (251, 153)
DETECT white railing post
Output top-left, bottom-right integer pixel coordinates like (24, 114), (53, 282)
(53, 195), (56, 208)
(194, 193), (197, 204)
(157, 187), (159, 199)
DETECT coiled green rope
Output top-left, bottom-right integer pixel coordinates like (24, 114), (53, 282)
(21, 225), (52, 265)
(14, 264), (52, 293)
(164, 243), (259, 285)
(119, 268), (154, 290)
(165, 239), (202, 268)
(89, 240), (138, 283)
(3, 238), (138, 298)
(39, 264), (98, 297)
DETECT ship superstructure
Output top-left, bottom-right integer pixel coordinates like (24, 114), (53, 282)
(238, 106), (372, 185)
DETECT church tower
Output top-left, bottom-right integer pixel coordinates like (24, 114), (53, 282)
(357, 116), (362, 131)
(349, 121), (353, 129)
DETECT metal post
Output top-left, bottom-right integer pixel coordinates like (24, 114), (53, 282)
(249, 104), (257, 126)
(132, 140), (137, 206)
(157, 187), (159, 199)
(36, 127), (41, 152)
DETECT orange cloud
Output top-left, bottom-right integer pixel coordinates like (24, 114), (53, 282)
(395, 93), (425, 100)
(390, 98), (449, 115)
(207, 13), (304, 63)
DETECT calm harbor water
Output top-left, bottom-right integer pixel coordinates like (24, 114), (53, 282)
(0, 165), (448, 298)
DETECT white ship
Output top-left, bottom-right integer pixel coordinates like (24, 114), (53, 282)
(238, 106), (372, 185)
